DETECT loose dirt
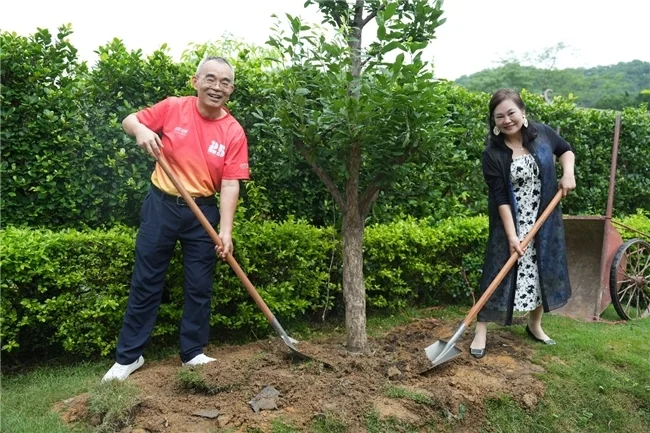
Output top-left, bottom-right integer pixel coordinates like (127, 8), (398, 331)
(55, 317), (547, 432)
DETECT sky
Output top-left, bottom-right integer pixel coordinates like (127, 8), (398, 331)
(1, 0), (648, 80)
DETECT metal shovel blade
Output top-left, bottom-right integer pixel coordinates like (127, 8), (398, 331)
(273, 319), (334, 368)
(282, 336), (311, 361)
(419, 322), (466, 374)
(424, 340), (463, 367)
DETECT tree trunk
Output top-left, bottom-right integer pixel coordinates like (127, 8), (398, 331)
(340, 1), (369, 353)
(341, 202), (367, 352)
(341, 142), (367, 352)
(348, 0), (364, 98)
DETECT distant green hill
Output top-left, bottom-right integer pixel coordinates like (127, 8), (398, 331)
(454, 60), (650, 110)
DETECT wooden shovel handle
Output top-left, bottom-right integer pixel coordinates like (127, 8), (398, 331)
(155, 156), (276, 324)
(463, 189), (564, 327)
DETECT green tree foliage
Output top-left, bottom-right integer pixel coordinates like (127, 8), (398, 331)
(263, 0), (447, 351)
(455, 60), (650, 110)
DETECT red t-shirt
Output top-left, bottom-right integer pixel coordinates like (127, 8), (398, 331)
(136, 96), (250, 196)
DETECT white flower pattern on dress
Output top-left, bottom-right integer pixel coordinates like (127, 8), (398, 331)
(511, 154), (542, 312)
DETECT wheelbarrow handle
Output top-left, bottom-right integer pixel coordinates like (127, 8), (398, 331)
(155, 155), (276, 325)
(463, 189), (564, 328)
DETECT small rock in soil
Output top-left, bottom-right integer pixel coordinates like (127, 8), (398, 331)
(522, 393), (538, 409)
(387, 366), (402, 379)
(89, 414), (102, 426)
(192, 409), (221, 419)
(249, 385), (281, 413)
(141, 417), (166, 432)
(218, 415), (232, 428)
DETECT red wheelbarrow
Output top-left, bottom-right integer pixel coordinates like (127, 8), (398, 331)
(554, 114), (650, 321)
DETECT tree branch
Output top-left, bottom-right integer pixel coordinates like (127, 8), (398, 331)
(293, 139), (346, 211)
(361, 3), (385, 28)
(359, 131), (422, 218)
(353, 0), (366, 26)
(361, 10), (377, 28)
(348, 0), (365, 97)
(359, 182), (382, 219)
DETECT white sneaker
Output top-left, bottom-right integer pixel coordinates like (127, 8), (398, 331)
(182, 353), (216, 366)
(101, 356), (144, 382)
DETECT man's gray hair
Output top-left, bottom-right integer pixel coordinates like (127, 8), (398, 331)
(195, 56), (235, 79)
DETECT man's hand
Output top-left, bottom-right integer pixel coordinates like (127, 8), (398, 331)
(215, 232), (233, 259)
(134, 124), (164, 159)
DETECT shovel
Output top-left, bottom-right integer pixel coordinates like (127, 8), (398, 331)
(155, 155), (332, 367)
(421, 189), (564, 373)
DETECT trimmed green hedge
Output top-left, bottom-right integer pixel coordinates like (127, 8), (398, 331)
(1, 216), (488, 358)
(0, 220), (338, 358)
(614, 209), (650, 240)
(3, 213), (648, 359)
(364, 216), (488, 308)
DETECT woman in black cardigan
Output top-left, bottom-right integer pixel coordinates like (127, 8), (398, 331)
(470, 89), (576, 358)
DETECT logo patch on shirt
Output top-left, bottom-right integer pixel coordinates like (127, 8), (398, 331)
(173, 126), (188, 136)
(208, 141), (225, 157)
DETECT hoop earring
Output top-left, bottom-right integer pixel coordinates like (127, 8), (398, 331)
(493, 125), (500, 135)
(523, 117), (529, 128)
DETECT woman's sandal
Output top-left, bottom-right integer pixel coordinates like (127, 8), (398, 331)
(470, 347), (486, 358)
(525, 325), (556, 345)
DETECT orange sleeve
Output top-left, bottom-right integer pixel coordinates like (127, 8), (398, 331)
(222, 129), (250, 180)
(135, 98), (171, 133)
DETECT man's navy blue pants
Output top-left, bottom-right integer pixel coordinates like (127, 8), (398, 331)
(115, 188), (219, 364)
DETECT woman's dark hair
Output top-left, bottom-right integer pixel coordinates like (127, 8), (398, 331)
(486, 88), (538, 147)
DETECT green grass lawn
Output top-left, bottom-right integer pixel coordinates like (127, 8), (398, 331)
(481, 307), (650, 433)
(1, 362), (101, 433)
(2, 307), (648, 433)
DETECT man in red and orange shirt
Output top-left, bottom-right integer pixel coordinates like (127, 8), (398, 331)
(103, 56), (249, 381)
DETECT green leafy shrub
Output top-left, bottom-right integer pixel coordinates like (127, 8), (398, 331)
(363, 216), (489, 308)
(0, 26), (101, 227)
(3, 28), (648, 230)
(0, 225), (137, 355)
(616, 209), (650, 241)
(0, 219), (340, 358)
(3, 212), (648, 358)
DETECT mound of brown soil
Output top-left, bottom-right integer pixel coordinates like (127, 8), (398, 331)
(55, 317), (546, 432)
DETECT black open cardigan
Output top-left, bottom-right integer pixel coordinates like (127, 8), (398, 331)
(477, 121), (573, 325)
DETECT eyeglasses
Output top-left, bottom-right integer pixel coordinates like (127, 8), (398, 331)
(196, 75), (233, 89)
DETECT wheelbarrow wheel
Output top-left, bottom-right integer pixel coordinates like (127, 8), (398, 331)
(609, 238), (650, 320)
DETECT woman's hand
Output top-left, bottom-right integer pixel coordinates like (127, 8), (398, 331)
(508, 234), (525, 256)
(559, 174), (576, 197)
